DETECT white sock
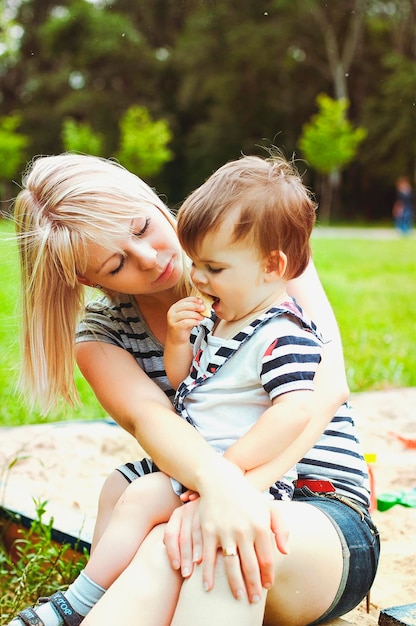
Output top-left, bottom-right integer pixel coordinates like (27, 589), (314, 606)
(65, 570), (106, 615)
(10, 570), (106, 626)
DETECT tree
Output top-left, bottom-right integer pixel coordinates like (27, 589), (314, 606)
(8, 0), (161, 155)
(61, 118), (104, 155)
(115, 105), (173, 180)
(299, 94), (367, 222)
(300, 0), (367, 101)
(0, 113), (29, 202)
(361, 53), (416, 184)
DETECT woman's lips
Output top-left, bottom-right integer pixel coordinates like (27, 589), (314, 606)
(154, 258), (174, 284)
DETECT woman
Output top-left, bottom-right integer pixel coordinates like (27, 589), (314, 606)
(13, 153), (379, 625)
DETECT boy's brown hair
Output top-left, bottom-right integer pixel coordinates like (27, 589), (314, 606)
(177, 153), (317, 279)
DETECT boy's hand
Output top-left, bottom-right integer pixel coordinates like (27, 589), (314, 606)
(167, 297), (210, 345)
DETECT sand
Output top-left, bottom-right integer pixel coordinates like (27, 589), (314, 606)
(1, 388), (416, 625)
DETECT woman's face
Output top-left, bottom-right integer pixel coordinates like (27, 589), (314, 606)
(83, 206), (183, 296)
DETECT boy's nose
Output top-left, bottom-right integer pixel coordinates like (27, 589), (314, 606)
(190, 266), (208, 285)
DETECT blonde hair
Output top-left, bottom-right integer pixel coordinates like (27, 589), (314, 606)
(178, 153), (316, 279)
(14, 153), (191, 413)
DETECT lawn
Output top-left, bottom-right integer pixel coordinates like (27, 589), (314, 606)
(0, 219), (415, 427)
(312, 232), (416, 392)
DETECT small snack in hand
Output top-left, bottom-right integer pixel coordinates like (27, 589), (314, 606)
(197, 291), (214, 317)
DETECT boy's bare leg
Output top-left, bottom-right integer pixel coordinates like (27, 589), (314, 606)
(91, 470), (130, 552)
(82, 524), (182, 626)
(86, 471), (180, 588)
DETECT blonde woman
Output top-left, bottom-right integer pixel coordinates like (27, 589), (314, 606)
(11, 153), (378, 626)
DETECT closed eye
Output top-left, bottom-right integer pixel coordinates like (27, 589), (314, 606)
(133, 218), (151, 238)
(207, 265), (223, 274)
(110, 255), (126, 275)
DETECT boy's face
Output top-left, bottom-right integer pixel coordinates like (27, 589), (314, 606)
(189, 226), (280, 322)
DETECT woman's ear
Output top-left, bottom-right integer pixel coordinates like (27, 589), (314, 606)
(77, 275), (92, 287)
(264, 250), (287, 280)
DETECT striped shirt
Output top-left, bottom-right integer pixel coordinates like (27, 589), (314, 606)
(76, 294), (370, 507)
(76, 293), (175, 402)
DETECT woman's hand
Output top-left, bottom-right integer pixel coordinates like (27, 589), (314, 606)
(164, 483), (290, 604)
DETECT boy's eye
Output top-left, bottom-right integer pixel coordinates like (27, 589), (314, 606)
(190, 262), (223, 274)
(207, 266), (223, 274)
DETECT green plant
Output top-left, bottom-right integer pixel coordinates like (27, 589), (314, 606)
(0, 499), (88, 624)
(0, 113), (29, 203)
(61, 118), (104, 156)
(116, 105), (173, 179)
(299, 94), (367, 221)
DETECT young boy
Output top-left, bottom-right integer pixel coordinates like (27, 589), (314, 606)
(10, 152), (323, 626)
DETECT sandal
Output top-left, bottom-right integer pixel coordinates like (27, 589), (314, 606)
(13, 592), (83, 626)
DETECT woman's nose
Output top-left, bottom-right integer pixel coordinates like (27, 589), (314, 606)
(128, 240), (158, 269)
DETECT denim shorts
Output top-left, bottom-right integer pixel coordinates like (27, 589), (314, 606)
(118, 462), (380, 624)
(293, 487), (380, 625)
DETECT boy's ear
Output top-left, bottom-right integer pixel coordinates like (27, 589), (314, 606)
(264, 250), (287, 280)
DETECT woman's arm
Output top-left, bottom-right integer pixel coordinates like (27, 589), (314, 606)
(77, 341), (220, 489)
(76, 340), (277, 602)
(287, 258), (349, 405)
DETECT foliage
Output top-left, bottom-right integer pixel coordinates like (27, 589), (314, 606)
(361, 52), (416, 182)
(299, 94), (367, 221)
(299, 94), (367, 175)
(61, 118), (104, 156)
(0, 113), (29, 198)
(0, 499), (88, 624)
(115, 105), (173, 179)
(1, 0), (415, 216)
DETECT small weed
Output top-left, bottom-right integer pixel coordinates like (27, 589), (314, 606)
(0, 499), (88, 624)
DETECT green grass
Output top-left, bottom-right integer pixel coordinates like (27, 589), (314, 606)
(312, 234), (416, 392)
(1, 220), (415, 427)
(0, 500), (88, 624)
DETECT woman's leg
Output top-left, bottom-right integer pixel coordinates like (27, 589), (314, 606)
(83, 498), (377, 626)
(169, 500), (342, 626)
(263, 500), (344, 625)
(171, 556), (267, 626)
(82, 524), (182, 626)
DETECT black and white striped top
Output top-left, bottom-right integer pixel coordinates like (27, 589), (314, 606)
(76, 294), (370, 507)
(76, 293), (175, 402)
